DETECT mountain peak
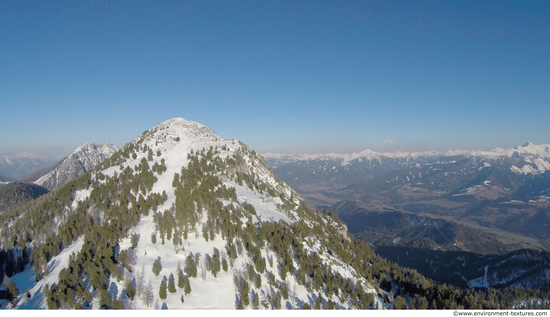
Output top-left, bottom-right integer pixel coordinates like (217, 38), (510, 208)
(153, 117), (207, 131)
(522, 141), (534, 147)
(510, 141), (550, 158)
(139, 118), (219, 148)
(74, 142), (98, 152)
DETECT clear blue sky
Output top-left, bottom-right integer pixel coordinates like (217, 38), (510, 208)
(2, 0), (549, 156)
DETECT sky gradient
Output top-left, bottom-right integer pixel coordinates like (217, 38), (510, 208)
(2, 0), (549, 156)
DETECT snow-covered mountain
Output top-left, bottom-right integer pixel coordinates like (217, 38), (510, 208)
(26, 143), (118, 191)
(1, 118), (385, 310)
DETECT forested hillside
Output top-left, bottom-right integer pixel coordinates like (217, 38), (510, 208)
(0, 182), (48, 213)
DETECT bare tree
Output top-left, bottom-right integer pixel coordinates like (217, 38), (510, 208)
(136, 266), (145, 297)
(144, 280), (154, 307)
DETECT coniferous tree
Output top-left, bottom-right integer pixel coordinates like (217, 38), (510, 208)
(112, 299), (123, 309)
(5, 278), (19, 299)
(229, 243), (238, 260)
(253, 291), (260, 309)
(152, 258), (162, 276)
(281, 281), (289, 300)
(222, 258), (229, 272)
(274, 291), (282, 309)
(280, 263), (288, 280)
(99, 289), (112, 308)
(168, 274), (176, 293)
(185, 256), (197, 277)
(212, 248), (221, 277)
(131, 233), (139, 248)
(125, 282), (136, 300)
(159, 279), (167, 300)
(184, 276), (192, 295)
(254, 273), (262, 289)
(394, 296), (407, 309)
(178, 270), (185, 289)
(240, 279), (250, 307)
(315, 296), (322, 309)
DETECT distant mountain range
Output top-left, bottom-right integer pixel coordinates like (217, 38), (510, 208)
(265, 142), (550, 168)
(0, 153), (62, 181)
(264, 142), (550, 249)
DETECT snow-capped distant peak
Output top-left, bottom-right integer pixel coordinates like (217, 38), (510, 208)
(521, 141), (534, 148)
(352, 149), (380, 160)
(512, 142), (550, 157)
(138, 118), (221, 146)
